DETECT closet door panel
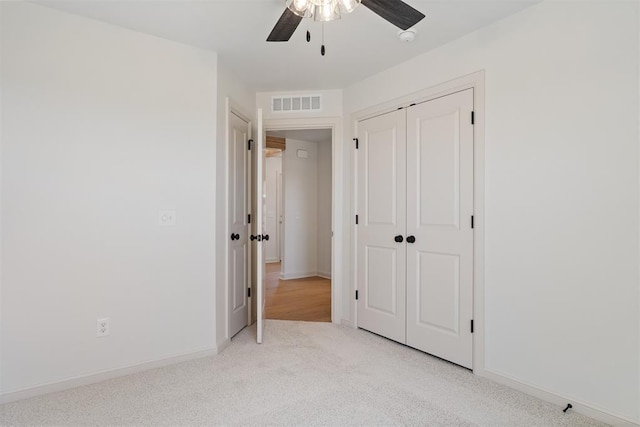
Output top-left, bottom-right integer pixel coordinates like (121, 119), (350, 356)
(357, 109), (407, 344)
(406, 89), (474, 369)
(417, 251), (460, 333)
(418, 111), (460, 229)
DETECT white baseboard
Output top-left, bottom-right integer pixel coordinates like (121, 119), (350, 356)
(477, 368), (639, 427)
(0, 346), (217, 405)
(280, 271), (318, 280)
(341, 318), (356, 328)
(216, 338), (231, 354)
(318, 271), (332, 279)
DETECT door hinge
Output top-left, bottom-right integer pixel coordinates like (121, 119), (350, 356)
(248, 139), (253, 150)
(248, 288), (251, 298)
(471, 319), (474, 333)
(471, 111), (475, 125)
(471, 215), (474, 229)
(355, 290), (359, 300)
(354, 138), (359, 149)
(248, 214), (251, 224)
(355, 215), (359, 225)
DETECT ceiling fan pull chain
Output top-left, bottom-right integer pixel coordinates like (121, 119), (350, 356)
(321, 22), (326, 56)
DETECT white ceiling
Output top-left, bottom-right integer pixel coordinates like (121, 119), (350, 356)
(267, 128), (332, 143)
(34, 0), (539, 91)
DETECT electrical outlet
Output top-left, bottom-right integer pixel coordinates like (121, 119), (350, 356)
(97, 318), (110, 337)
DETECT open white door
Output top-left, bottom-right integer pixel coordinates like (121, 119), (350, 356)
(228, 111), (250, 338)
(255, 108), (266, 344)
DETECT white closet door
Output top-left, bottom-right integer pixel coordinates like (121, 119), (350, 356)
(357, 109), (407, 344)
(228, 112), (250, 338)
(406, 89), (474, 368)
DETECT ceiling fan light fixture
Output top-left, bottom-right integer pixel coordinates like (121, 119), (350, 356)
(286, 0), (314, 18)
(338, 0), (361, 14)
(313, 0), (341, 22)
(286, 0), (360, 22)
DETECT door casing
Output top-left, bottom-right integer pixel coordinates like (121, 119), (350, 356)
(262, 116), (343, 324)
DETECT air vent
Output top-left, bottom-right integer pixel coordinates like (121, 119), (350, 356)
(272, 95), (322, 113)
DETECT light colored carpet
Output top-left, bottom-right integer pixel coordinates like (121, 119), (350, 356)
(0, 320), (605, 426)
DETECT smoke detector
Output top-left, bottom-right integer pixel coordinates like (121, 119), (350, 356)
(398, 28), (417, 42)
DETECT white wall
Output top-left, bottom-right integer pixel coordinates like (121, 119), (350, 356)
(215, 62), (256, 346)
(282, 139), (318, 279)
(317, 141), (332, 278)
(1, 2), (219, 396)
(265, 155), (282, 263)
(344, 1), (639, 423)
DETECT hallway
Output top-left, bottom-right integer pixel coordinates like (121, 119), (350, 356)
(265, 263), (331, 322)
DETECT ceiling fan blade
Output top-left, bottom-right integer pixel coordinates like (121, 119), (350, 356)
(267, 8), (303, 42)
(361, 0), (425, 30)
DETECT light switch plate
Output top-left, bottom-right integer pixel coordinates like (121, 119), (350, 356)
(159, 210), (177, 226)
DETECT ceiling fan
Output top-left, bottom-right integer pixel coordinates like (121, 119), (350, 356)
(267, 0), (426, 43)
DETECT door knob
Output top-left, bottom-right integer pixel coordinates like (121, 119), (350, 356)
(230, 233), (240, 241)
(263, 234), (270, 241)
(250, 235), (257, 241)
(394, 235), (404, 243)
(407, 235), (416, 244)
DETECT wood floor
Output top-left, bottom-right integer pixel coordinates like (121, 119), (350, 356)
(265, 262), (331, 322)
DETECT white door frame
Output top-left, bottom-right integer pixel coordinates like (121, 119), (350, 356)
(277, 170), (283, 262)
(263, 156), (281, 264)
(350, 71), (486, 373)
(263, 116), (343, 324)
(224, 97), (253, 340)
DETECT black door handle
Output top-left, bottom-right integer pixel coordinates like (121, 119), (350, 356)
(394, 235), (404, 243)
(263, 234), (270, 241)
(230, 233), (240, 241)
(250, 235), (257, 241)
(407, 236), (416, 244)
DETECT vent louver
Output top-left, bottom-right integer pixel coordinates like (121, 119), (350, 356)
(272, 95), (321, 113)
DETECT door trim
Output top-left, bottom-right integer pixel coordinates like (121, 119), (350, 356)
(350, 71), (486, 373)
(225, 97), (253, 342)
(262, 116), (343, 324)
